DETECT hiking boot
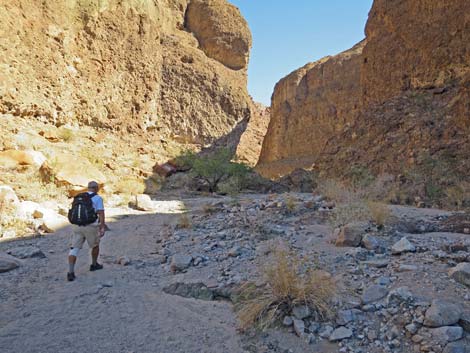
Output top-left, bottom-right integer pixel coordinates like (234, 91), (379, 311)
(67, 272), (75, 281)
(90, 263), (103, 271)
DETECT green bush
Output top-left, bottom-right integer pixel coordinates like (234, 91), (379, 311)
(176, 148), (251, 193)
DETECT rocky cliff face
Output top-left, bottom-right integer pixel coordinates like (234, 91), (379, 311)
(258, 0), (470, 184)
(0, 0), (252, 144)
(258, 42), (364, 173)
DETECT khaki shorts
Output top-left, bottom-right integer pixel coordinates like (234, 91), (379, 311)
(70, 224), (100, 249)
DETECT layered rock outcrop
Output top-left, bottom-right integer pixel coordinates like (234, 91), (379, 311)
(258, 42), (364, 175)
(0, 0), (252, 144)
(258, 0), (470, 181)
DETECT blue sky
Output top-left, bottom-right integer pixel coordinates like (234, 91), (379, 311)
(229, 0), (374, 105)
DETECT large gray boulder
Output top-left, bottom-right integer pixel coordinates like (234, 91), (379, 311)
(391, 237), (416, 255)
(424, 300), (462, 327)
(7, 246), (45, 259)
(362, 285), (388, 304)
(335, 222), (367, 247)
(449, 262), (470, 288)
(0, 254), (20, 273)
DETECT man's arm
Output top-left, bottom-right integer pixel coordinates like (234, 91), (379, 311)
(97, 210), (106, 236)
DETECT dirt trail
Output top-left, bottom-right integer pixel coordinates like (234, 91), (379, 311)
(0, 198), (244, 353)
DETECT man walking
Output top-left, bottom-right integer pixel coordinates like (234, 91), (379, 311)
(67, 181), (106, 281)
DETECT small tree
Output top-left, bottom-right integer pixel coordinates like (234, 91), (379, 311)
(179, 148), (250, 193)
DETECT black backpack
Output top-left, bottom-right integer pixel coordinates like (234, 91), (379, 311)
(68, 192), (98, 226)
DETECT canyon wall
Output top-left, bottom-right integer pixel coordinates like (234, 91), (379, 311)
(0, 0), (252, 144)
(258, 0), (470, 181)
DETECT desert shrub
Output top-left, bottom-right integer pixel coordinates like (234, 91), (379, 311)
(113, 177), (145, 195)
(328, 200), (371, 229)
(345, 165), (375, 190)
(176, 213), (192, 229)
(285, 195), (297, 214)
(367, 201), (392, 227)
(235, 248), (336, 330)
(175, 148), (251, 193)
(444, 182), (470, 210)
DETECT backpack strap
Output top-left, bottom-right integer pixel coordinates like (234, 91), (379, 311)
(88, 192), (97, 198)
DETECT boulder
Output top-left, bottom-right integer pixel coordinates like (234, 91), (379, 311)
(449, 262), (470, 288)
(7, 246), (45, 259)
(335, 222), (367, 247)
(361, 285), (388, 304)
(186, 0), (252, 70)
(292, 318), (305, 337)
(329, 327), (353, 342)
(424, 300), (462, 327)
(134, 194), (156, 211)
(0, 185), (20, 213)
(0, 254), (20, 273)
(459, 311), (470, 332)
(292, 305), (310, 320)
(430, 326), (464, 343)
(361, 234), (380, 250)
(391, 237), (416, 255)
(443, 341), (469, 353)
(39, 153), (106, 196)
(170, 254), (193, 272)
(38, 209), (68, 233)
(0, 150), (46, 168)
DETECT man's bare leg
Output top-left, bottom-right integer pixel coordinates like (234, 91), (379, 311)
(91, 245), (99, 266)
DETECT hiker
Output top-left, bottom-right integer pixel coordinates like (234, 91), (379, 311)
(67, 181), (106, 281)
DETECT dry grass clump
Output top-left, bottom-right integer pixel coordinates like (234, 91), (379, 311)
(285, 195), (297, 213)
(444, 182), (470, 210)
(176, 213), (192, 229)
(367, 201), (392, 227)
(328, 200), (371, 229)
(112, 177), (145, 195)
(235, 248), (336, 331)
(202, 203), (217, 215)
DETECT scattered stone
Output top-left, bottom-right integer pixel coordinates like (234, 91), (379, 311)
(0, 254), (20, 273)
(228, 246), (242, 257)
(163, 282), (214, 301)
(362, 259), (389, 268)
(292, 305), (310, 320)
(387, 287), (415, 305)
(282, 316), (293, 326)
(293, 319), (305, 337)
(361, 234), (380, 250)
(319, 325), (334, 338)
(376, 276), (392, 285)
(336, 309), (359, 326)
(405, 323), (419, 335)
(335, 222), (367, 247)
(7, 246), (45, 259)
(443, 341), (469, 353)
(117, 256), (131, 266)
(391, 237), (416, 255)
(397, 264), (418, 272)
(430, 326), (464, 343)
(170, 254), (192, 272)
(329, 327), (353, 342)
(362, 285), (388, 304)
(424, 300), (462, 327)
(448, 262), (470, 288)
